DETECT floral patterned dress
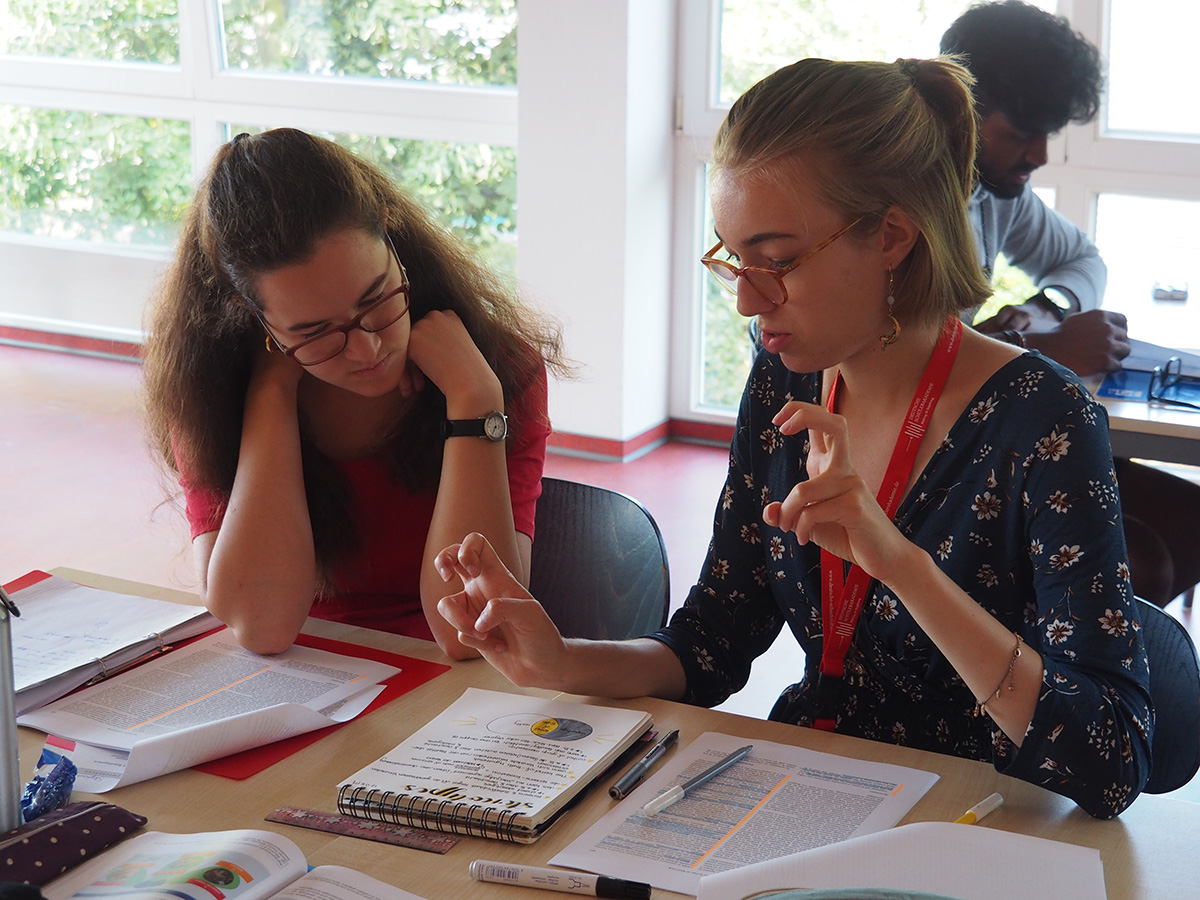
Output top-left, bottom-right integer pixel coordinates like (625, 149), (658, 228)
(651, 349), (1153, 818)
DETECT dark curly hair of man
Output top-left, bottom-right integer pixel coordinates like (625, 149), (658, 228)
(940, 0), (1103, 136)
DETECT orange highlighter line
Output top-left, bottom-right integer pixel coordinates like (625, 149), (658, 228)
(690, 774), (791, 869)
(130, 664), (274, 729)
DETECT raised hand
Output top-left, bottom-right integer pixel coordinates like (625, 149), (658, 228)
(435, 533), (568, 687)
(763, 401), (912, 583)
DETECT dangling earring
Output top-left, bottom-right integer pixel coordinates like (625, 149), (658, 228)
(879, 269), (901, 350)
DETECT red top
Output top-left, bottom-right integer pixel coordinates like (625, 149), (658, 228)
(181, 368), (550, 641)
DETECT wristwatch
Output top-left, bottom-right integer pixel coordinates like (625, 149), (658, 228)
(443, 410), (508, 442)
(1030, 287), (1073, 321)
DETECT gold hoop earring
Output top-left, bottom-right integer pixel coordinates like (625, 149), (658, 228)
(879, 270), (900, 350)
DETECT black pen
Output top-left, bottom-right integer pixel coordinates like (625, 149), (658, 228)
(0, 584), (18, 617)
(609, 728), (679, 799)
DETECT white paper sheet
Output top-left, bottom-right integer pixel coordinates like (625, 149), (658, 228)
(696, 821), (1107, 900)
(19, 631), (398, 790)
(551, 731), (939, 896)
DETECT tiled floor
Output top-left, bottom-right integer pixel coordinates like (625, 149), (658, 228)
(3, 342), (1197, 803)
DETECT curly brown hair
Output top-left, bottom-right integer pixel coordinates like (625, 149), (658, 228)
(144, 128), (565, 578)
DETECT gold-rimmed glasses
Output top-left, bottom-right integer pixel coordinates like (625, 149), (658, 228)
(256, 233), (411, 367)
(700, 217), (863, 306)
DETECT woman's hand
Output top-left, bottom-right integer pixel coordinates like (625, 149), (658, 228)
(763, 401), (912, 583)
(249, 337), (305, 395)
(406, 310), (502, 412)
(435, 533), (568, 687)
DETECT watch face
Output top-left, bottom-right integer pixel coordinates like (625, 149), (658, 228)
(484, 412), (508, 441)
(1042, 287), (1071, 312)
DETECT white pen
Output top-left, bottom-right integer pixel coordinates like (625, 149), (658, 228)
(469, 860), (651, 899)
(955, 791), (1004, 824)
(643, 743), (752, 816)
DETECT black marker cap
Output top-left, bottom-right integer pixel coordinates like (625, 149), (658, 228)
(596, 876), (652, 899)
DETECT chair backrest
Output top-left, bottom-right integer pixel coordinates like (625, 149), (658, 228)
(528, 477), (670, 641)
(1137, 597), (1200, 793)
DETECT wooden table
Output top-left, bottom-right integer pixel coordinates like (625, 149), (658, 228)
(17, 571), (1200, 900)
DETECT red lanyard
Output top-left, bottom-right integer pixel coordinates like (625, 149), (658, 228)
(814, 316), (963, 730)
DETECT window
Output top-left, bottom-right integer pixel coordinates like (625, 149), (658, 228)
(219, 0), (516, 86)
(0, 0), (180, 64)
(0, 0), (518, 340)
(1095, 194), (1200, 348)
(1105, 0), (1199, 139)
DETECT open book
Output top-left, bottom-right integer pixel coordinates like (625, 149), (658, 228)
(9, 572), (219, 716)
(336, 687), (654, 843)
(41, 829), (429, 900)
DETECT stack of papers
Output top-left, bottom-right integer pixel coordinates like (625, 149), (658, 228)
(19, 630), (400, 791)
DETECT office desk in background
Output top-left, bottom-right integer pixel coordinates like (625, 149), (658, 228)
(16, 569), (1200, 900)
(1101, 394), (1200, 466)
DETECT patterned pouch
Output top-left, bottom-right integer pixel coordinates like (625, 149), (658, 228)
(0, 801), (147, 886)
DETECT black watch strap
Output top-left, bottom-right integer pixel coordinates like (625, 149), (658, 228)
(443, 410), (508, 442)
(1032, 287), (1071, 321)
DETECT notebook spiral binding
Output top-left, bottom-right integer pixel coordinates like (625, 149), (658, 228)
(336, 784), (531, 842)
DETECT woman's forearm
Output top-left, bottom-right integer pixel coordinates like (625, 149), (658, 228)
(553, 637), (689, 701)
(885, 544), (1042, 745)
(202, 375), (318, 655)
(423, 430), (522, 658)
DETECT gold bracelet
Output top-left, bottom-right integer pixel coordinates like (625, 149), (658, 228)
(974, 632), (1024, 718)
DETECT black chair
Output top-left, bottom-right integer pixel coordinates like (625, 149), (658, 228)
(1137, 597), (1200, 793)
(528, 477), (670, 640)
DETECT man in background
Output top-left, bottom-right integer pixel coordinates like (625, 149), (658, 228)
(943, 0), (1200, 606)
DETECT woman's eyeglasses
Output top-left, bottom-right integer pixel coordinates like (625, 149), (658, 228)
(256, 234), (411, 367)
(1149, 356), (1200, 412)
(700, 217), (862, 306)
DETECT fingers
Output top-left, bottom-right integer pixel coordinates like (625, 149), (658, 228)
(434, 532), (491, 582)
(772, 400), (843, 440)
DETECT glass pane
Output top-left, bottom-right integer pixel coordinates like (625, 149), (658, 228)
(0, 0), (179, 64)
(1106, 2), (1200, 139)
(0, 105), (192, 246)
(716, 0), (1056, 105)
(976, 186), (1055, 321)
(1094, 194), (1200, 350)
(699, 175), (753, 411)
(228, 126), (517, 277)
(219, 0), (516, 86)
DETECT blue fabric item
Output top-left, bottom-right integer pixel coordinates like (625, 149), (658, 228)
(20, 747), (76, 823)
(651, 348), (1152, 819)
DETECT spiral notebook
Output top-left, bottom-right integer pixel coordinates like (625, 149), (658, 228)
(335, 688), (653, 843)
